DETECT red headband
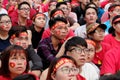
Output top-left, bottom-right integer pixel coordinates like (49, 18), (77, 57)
(32, 13), (45, 20)
(52, 11), (63, 17)
(53, 58), (73, 73)
(109, 6), (120, 12)
(52, 22), (66, 30)
(86, 39), (96, 47)
(113, 17), (120, 24)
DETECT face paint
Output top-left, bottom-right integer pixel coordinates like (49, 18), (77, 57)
(52, 10), (64, 17)
(19, 32), (28, 37)
(10, 62), (16, 68)
(56, 30), (60, 35)
(11, 34), (16, 40)
(52, 22), (66, 30)
(0, 25), (4, 29)
(15, 42), (21, 46)
(24, 61), (27, 66)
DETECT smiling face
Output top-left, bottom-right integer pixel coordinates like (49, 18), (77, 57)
(0, 15), (12, 32)
(9, 50), (27, 77)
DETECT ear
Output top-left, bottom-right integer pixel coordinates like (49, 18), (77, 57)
(66, 51), (71, 56)
(17, 9), (20, 14)
(51, 73), (56, 80)
(88, 34), (93, 39)
(112, 24), (116, 29)
(32, 21), (35, 24)
(10, 39), (14, 45)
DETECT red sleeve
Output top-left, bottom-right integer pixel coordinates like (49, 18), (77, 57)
(42, 28), (50, 39)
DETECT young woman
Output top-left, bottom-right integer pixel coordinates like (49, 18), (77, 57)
(0, 14), (12, 52)
(29, 12), (46, 49)
(46, 56), (85, 80)
(0, 45), (39, 80)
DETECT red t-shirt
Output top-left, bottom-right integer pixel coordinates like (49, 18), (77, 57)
(100, 46), (120, 75)
(103, 34), (120, 48)
(92, 42), (110, 66)
(0, 76), (11, 80)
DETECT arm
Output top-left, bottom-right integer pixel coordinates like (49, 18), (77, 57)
(26, 45), (43, 76)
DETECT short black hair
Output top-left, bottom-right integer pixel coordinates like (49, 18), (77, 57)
(56, 2), (67, 8)
(49, 17), (67, 29)
(18, 1), (31, 10)
(50, 8), (64, 18)
(64, 36), (87, 54)
(9, 26), (28, 38)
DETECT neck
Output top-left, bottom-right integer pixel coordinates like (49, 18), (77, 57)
(10, 73), (19, 79)
(34, 26), (42, 32)
(18, 16), (27, 26)
(95, 41), (102, 52)
(0, 30), (9, 39)
(51, 36), (60, 50)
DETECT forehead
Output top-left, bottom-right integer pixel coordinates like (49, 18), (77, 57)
(10, 49), (26, 57)
(59, 4), (67, 7)
(58, 62), (75, 69)
(86, 8), (96, 13)
(20, 4), (30, 8)
(0, 15), (10, 20)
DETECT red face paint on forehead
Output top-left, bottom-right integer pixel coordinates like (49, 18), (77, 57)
(10, 62), (15, 68)
(19, 32), (28, 37)
(52, 11), (64, 17)
(52, 22), (66, 30)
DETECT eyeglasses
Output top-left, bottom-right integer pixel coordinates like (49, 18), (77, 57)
(69, 47), (89, 54)
(58, 67), (79, 74)
(0, 20), (11, 24)
(20, 8), (30, 11)
(60, 7), (69, 11)
(95, 29), (105, 34)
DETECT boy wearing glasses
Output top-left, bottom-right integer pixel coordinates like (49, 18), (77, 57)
(11, 1), (32, 27)
(64, 36), (99, 80)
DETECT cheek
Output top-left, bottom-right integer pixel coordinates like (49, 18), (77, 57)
(0, 25), (5, 29)
(24, 61), (27, 66)
(9, 62), (16, 68)
(56, 30), (60, 35)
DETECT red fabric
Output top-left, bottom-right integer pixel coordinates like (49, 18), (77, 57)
(2, 0), (8, 8)
(0, 76), (11, 80)
(77, 74), (86, 80)
(100, 0), (109, 8)
(100, 46), (120, 75)
(92, 42), (110, 66)
(101, 11), (109, 23)
(42, 28), (75, 42)
(103, 34), (120, 48)
(9, 10), (32, 27)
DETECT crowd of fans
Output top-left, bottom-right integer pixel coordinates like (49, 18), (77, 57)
(0, 0), (120, 80)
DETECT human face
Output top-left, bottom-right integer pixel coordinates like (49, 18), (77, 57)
(86, 43), (95, 62)
(92, 0), (100, 7)
(34, 14), (46, 29)
(51, 21), (68, 40)
(81, 0), (90, 6)
(59, 4), (69, 17)
(0, 15), (12, 32)
(9, 0), (17, 6)
(84, 8), (97, 24)
(113, 22), (120, 34)
(112, 6), (120, 17)
(52, 63), (78, 80)
(67, 46), (88, 67)
(12, 32), (29, 49)
(92, 27), (105, 41)
(49, 2), (57, 11)
(18, 4), (30, 18)
(9, 51), (27, 76)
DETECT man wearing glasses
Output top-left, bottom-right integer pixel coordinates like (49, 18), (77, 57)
(64, 36), (99, 80)
(11, 1), (32, 27)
